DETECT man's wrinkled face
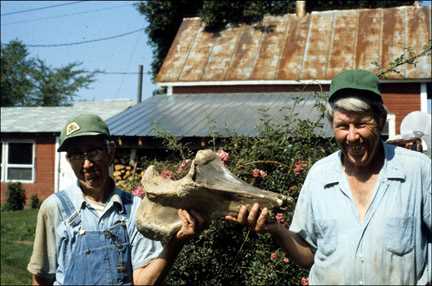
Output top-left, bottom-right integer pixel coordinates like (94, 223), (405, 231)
(66, 136), (112, 191)
(333, 110), (381, 169)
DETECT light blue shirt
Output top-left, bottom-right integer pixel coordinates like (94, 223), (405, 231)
(290, 143), (431, 285)
(28, 181), (163, 284)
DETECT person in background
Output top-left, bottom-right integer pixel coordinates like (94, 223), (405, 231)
(28, 113), (204, 285)
(227, 69), (431, 285)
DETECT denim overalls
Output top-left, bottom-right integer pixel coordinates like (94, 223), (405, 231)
(55, 191), (133, 285)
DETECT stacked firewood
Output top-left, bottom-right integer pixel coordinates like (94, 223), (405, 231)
(112, 158), (143, 191)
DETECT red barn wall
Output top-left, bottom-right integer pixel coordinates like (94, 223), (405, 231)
(1, 134), (56, 205)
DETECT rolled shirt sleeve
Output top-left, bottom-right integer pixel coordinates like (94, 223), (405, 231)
(129, 196), (163, 270)
(289, 167), (318, 251)
(27, 196), (60, 280)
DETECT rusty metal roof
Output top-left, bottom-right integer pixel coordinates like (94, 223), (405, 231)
(156, 5), (431, 83)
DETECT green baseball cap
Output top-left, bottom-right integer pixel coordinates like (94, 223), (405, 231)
(58, 113), (110, 152)
(328, 69), (382, 103)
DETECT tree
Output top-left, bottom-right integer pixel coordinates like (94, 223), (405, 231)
(1, 40), (96, 107)
(0, 40), (34, 106)
(136, 0), (415, 79)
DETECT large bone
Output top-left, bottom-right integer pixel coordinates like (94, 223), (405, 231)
(136, 149), (294, 243)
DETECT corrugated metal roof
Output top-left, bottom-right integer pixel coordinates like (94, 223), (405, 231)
(1, 100), (134, 133)
(107, 93), (333, 138)
(157, 5), (431, 83)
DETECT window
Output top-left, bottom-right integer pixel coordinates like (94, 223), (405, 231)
(0, 141), (35, 182)
(381, 113), (396, 141)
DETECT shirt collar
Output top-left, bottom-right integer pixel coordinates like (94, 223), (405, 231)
(65, 178), (126, 212)
(323, 141), (406, 187)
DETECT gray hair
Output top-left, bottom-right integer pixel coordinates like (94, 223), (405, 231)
(326, 96), (388, 131)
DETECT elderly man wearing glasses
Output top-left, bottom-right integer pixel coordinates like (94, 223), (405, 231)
(27, 114), (204, 285)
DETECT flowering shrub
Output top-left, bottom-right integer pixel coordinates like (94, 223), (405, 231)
(160, 169), (174, 179)
(131, 186), (145, 197)
(114, 94), (338, 285)
(252, 168), (267, 178)
(217, 149), (229, 163)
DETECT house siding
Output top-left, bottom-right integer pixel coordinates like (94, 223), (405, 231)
(1, 134), (56, 205)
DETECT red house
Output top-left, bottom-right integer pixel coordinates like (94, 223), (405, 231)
(0, 100), (134, 204)
(155, 4), (431, 134)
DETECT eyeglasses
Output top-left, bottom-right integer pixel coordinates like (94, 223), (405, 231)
(67, 148), (105, 162)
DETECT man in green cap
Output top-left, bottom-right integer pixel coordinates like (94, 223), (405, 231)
(226, 69), (431, 285)
(28, 113), (205, 285)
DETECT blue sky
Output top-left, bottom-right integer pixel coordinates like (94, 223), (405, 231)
(1, 1), (155, 102)
(1, 1), (430, 109)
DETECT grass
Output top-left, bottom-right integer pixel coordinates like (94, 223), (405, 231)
(1, 209), (38, 285)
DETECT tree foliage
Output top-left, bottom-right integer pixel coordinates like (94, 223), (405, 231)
(1, 40), (96, 107)
(136, 0), (415, 79)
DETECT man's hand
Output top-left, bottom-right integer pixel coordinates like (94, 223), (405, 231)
(225, 203), (270, 233)
(133, 209), (206, 285)
(175, 209), (205, 241)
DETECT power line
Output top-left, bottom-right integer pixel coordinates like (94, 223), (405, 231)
(2, 4), (133, 26)
(96, 71), (140, 75)
(1, 1), (86, 17)
(27, 27), (146, 47)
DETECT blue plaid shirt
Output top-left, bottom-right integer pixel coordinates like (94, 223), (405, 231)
(290, 143), (431, 285)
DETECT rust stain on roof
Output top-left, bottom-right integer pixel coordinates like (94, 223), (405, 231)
(381, 7), (405, 79)
(225, 25), (263, 80)
(156, 18), (202, 82)
(327, 10), (358, 78)
(202, 25), (243, 81)
(251, 16), (288, 80)
(157, 5), (431, 83)
(278, 14), (310, 80)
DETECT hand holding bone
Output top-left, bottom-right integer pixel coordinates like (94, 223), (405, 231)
(135, 149), (293, 243)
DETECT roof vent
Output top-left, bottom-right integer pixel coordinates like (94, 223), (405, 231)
(296, 1), (306, 17)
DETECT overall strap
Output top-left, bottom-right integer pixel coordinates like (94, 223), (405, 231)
(55, 191), (81, 227)
(118, 191), (133, 220)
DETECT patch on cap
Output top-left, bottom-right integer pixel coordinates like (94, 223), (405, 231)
(66, 122), (80, 136)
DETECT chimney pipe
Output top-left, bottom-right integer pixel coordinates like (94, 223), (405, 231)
(136, 64), (143, 104)
(296, 1), (306, 17)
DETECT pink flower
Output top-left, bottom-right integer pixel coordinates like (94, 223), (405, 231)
(252, 168), (267, 178)
(161, 169), (173, 179)
(282, 257), (289, 264)
(176, 159), (191, 173)
(275, 213), (285, 224)
(294, 160), (307, 176)
(217, 149), (229, 163)
(132, 186), (145, 197)
(270, 252), (278, 260)
(300, 277), (309, 286)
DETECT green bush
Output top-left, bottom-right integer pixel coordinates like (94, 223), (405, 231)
(117, 94), (337, 284)
(30, 194), (40, 209)
(5, 183), (26, 211)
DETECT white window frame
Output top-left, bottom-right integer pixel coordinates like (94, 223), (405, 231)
(386, 113), (396, 139)
(0, 140), (36, 183)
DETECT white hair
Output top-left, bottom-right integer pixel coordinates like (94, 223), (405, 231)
(326, 96), (388, 131)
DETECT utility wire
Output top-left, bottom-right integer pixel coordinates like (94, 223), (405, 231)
(2, 4), (133, 26)
(27, 27), (146, 47)
(96, 71), (140, 75)
(1, 1), (86, 17)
